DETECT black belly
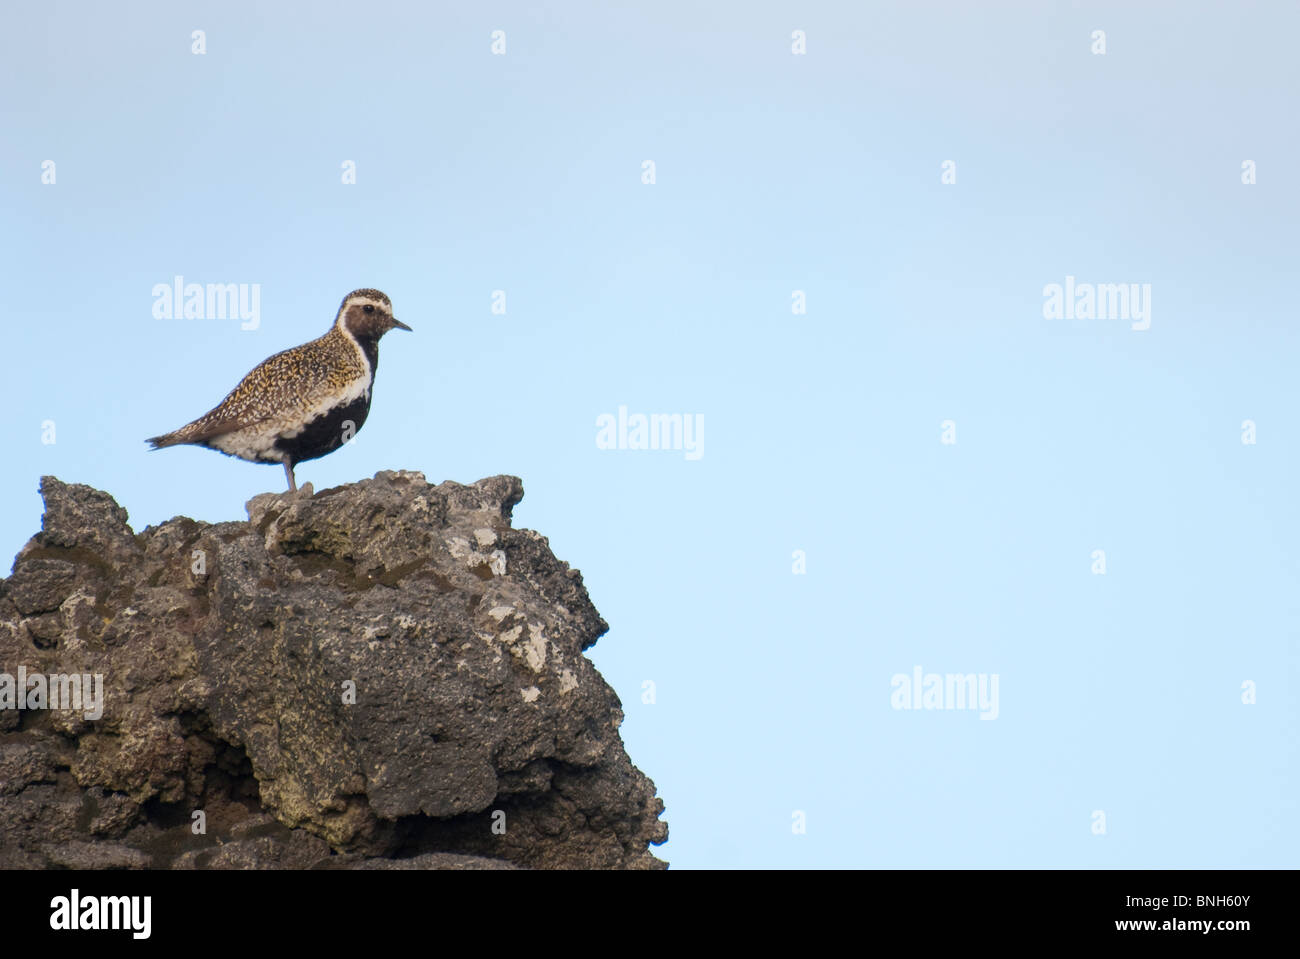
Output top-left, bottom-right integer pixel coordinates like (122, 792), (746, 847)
(275, 394), (371, 466)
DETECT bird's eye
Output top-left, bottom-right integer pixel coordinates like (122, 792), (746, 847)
(363, 304), (375, 314)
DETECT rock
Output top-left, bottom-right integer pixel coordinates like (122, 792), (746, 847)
(343, 852), (518, 870)
(0, 473), (666, 869)
(43, 840), (153, 870)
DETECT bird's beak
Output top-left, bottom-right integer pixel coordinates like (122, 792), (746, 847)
(391, 318), (412, 332)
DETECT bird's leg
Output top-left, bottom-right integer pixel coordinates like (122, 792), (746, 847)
(282, 456), (297, 493)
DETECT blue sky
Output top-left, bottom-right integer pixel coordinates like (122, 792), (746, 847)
(2, 1), (1296, 867)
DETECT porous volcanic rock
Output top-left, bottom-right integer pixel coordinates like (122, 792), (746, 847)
(0, 473), (666, 869)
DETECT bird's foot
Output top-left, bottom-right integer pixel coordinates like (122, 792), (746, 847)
(270, 481), (313, 502)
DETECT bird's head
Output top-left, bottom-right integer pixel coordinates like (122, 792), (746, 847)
(336, 289), (412, 339)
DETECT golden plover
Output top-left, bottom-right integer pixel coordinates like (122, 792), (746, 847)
(147, 288), (411, 492)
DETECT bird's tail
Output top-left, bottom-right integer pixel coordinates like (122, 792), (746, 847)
(147, 416), (227, 449)
(145, 431), (182, 450)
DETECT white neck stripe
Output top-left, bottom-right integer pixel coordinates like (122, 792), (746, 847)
(336, 317), (373, 378)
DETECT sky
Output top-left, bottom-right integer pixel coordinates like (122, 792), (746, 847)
(2, 1), (1296, 868)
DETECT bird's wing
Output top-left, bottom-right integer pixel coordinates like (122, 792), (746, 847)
(148, 340), (347, 447)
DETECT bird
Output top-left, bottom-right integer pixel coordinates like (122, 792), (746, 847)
(147, 288), (411, 492)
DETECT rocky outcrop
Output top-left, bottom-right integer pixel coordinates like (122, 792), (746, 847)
(0, 473), (666, 869)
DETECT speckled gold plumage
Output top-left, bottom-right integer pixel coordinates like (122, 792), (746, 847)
(153, 330), (367, 445)
(147, 289), (411, 491)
